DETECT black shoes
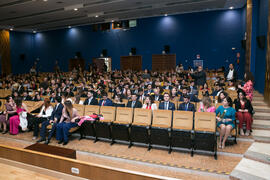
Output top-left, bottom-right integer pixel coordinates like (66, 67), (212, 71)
(44, 139), (50, 145)
(58, 140), (63, 144)
(63, 141), (68, 145)
(36, 138), (46, 143)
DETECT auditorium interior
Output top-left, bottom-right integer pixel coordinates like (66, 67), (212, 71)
(0, 0), (270, 179)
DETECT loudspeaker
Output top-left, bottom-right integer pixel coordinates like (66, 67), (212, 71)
(20, 54), (25, 61)
(241, 40), (246, 50)
(92, 24), (99, 32)
(131, 48), (136, 55)
(100, 23), (110, 31)
(164, 45), (170, 54)
(76, 51), (82, 58)
(102, 49), (108, 57)
(257, 35), (266, 49)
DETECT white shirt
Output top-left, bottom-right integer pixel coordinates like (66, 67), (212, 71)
(227, 69), (234, 80)
(142, 103), (157, 110)
(38, 105), (54, 118)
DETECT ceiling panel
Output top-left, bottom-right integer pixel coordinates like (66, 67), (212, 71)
(0, 0), (246, 32)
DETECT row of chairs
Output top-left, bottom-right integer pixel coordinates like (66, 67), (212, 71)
(75, 105), (218, 159)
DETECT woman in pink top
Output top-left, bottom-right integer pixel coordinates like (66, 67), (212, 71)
(9, 97), (28, 135)
(198, 96), (216, 112)
(243, 72), (254, 102)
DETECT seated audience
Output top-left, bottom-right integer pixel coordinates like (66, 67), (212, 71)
(32, 98), (54, 140)
(142, 96), (157, 110)
(159, 93), (175, 110)
(56, 100), (79, 145)
(178, 95), (195, 111)
(151, 88), (163, 101)
(217, 91), (228, 103)
(127, 94), (142, 108)
(83, 91), (98, 105)
(216, 96), (236, 149)
(37, 96), (64, 144)
(113, 94), (125, 107)
(234, 91), (253, 136)
(0, 96), (16, 134)
(198, 96), (215, 112)
(99, 92), (113, 106)
(9, 97), (29, 135)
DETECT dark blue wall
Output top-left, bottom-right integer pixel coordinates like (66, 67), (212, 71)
(254, 0), (268, 94)
(10, 8), (246, 76)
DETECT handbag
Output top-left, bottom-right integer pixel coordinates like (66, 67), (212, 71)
(19, 111), (28, 131)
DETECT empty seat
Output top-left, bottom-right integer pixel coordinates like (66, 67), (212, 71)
(23, 101), (43, 113)
(194, 112), (217, 159)
(130, 108), (152, 147)
(111, 107), (133, 145)
(149, 110), (172, 153)
(94, 106), (116, 142)
(171, 111), (193, 154)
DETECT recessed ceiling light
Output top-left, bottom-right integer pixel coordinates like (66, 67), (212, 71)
(43, 0), (48, 2)
(68, 26), (71, 28)
(74, 8), (78, 11)
(229, 6), (234, 9)
(10, 28), (13, 31)
(111, 20), (114, 22)
(95, 15), (99, 18)
(165, 14), (168, 16)
(33, 31), (36, 33)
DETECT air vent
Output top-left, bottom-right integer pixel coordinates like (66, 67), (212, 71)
(166, 0), (204, 6)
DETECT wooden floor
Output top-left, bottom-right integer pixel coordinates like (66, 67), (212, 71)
(0, 162), (59, 180)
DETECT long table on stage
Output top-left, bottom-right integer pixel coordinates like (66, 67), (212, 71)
(25, 143), (76, 159)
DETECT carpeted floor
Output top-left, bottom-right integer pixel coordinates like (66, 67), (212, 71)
(0, 131), (251, 176)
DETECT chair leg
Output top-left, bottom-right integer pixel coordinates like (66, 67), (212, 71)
(214, 151), (217, 160)
(110, 139), (115, 146)
(94, 137), (99, 143)
(148, 144), (152, 151)
(128, 142), (133, 148)
(191, 148), (194, 157)
(168, 146), (172, 154)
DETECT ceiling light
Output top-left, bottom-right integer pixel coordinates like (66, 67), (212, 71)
(111, 20), (114, 22)
(64, 4), (83, 11)
(165, 14), (168, 16)
(229, 6), (234, 9)
(68, 26), (71, 28)
(95, 15), (99, 18)
(10, 28), (13, 31)
(33, 31), (36, 33)
(43, 0), (48, 2)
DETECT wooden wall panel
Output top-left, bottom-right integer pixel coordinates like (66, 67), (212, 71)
(245, 0), (252, 72)
(0, 30), (12, 75)
(152, 54), (176, 71)
(120, 55), (142, 71)
(0, 145), (169, 180)
(264, 0), (270, 106)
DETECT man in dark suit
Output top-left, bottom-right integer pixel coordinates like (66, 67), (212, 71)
(179, 87), (200, 102)
(84, 91), (98, 105)
(144, 84), (153, 95)
(225, 63), (237, 82)
(158, 93), (175, 110)
(99, 92), (113, 106)
(37, 96), (64, 144)
(151, 88), (163, 101)
(178, 95), (195, 112)
(22, 91), (32, 101)
(190, 66), (206, 86)
(127, 94), (142, 108)
(49, 92), (56, 103)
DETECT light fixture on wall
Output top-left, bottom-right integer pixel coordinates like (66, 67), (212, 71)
(74, 8), (78, 11)
(10, 28), (13, 31)
(164, 14), (168, 16)
(229, 6), (234, 9)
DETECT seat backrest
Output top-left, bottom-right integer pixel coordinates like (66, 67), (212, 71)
(100, 106), (116, 122)
(133, 108), (152, 126)
(73, 104), (85, 116)
(0, 99), (5, 111)
(84, 105), (100, 115)
(194, 112), (216, 132)
(152, 110), (172, 128)
(23, 101), (44, 113)
(173, 111), (193, 130)
(115, 107), (133, 124)
(122, 99), (128, 106)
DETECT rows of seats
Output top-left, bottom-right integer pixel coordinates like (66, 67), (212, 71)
(76, 105), (218, 159)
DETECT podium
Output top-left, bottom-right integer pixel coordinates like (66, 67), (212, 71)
(152, 54), (176, 71)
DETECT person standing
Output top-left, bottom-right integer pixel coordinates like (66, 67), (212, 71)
(190, 66), (206, 86)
